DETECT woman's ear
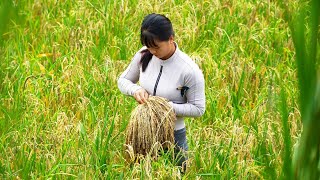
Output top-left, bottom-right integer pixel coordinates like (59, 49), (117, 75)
(169, 35), (174, 43)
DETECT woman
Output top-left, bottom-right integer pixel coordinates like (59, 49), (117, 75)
(118, 13), (206, 171)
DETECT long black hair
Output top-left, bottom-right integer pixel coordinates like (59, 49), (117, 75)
(140, 13), (175, 72)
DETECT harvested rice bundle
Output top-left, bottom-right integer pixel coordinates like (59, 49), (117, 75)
(125, 96), (176, 161)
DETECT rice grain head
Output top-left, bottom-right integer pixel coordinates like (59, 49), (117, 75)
(125, 96), (176, 162)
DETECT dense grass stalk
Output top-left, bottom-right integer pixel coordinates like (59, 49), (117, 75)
(280, 85), (292, 179)
(278, 0), (320, 179)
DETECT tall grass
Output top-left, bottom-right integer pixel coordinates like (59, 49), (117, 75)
(278, 0), (320, 179)
(0, 0), (303, 179)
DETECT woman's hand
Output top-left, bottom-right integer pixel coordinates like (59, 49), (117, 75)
(133, 88), (149, 104)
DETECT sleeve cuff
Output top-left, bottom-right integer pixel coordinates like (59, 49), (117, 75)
(168, 101), (175, 113)
(130, 85), (143, 96)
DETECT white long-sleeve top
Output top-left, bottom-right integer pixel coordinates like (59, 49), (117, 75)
(118, 43), (206, 130)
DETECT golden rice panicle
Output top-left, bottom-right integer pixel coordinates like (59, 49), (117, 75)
(125, 96), (176, 162)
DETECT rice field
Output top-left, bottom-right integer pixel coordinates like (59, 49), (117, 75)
(0, 0), (317, 179)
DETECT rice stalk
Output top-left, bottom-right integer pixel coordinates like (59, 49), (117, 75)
(125, 96), (175, 162)
(277, 0), (320, 178)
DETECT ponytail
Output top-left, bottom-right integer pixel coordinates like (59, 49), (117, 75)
(140, 49), (153, 72)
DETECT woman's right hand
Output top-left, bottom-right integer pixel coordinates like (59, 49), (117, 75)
(133, 88), (149, 104)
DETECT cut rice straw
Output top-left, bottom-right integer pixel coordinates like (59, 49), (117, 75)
(125, 96), (176, 162)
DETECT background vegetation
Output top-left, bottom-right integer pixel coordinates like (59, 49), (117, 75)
(0, 0), (317, 179)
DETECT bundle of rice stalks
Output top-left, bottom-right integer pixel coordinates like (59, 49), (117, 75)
(125, 96), (176, 162)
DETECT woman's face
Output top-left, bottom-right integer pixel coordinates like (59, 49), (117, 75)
(147, 36), (175, 60)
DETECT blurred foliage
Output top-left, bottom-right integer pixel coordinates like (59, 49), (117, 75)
(278, 0), (320, 179)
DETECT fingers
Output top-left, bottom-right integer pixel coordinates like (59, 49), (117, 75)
(135, 93), (144, 104)
(134, 89), (149, 104)
(143, 91), (149, 102)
